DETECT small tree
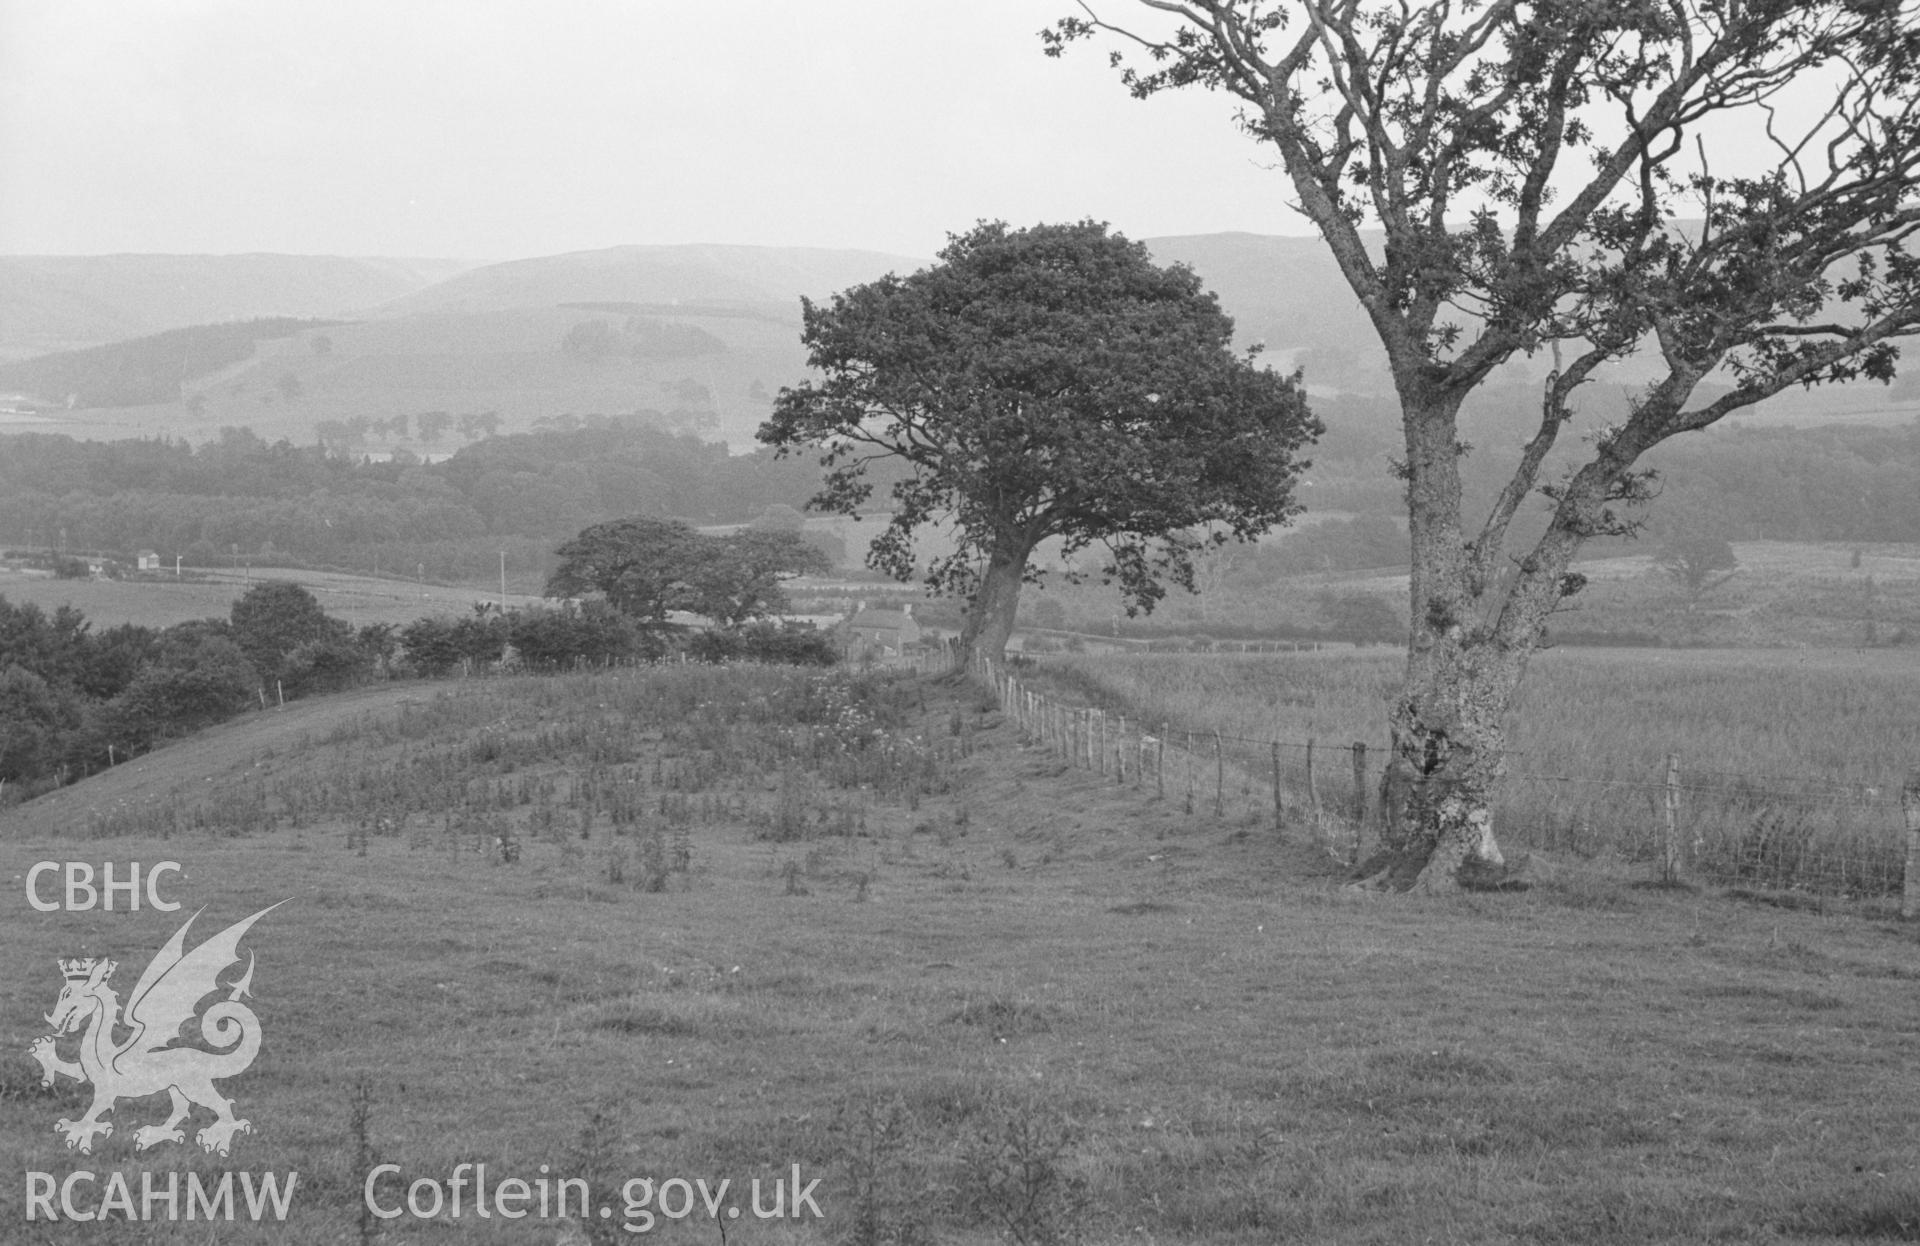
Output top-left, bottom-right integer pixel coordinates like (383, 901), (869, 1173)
(760, 219), (1319, 669)
(1656, 533), (1740, 601)
(1053, 2), (1920, 890)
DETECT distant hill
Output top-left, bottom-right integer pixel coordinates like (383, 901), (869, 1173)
(370, 243), (924, 318)
(4, 236), (1911, 450)
(0, 318), (339, 408)
(0, 253), (474, 362)
(0, 245), (927, 447)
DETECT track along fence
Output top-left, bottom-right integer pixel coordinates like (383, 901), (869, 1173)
(954, 650), (1920, 907)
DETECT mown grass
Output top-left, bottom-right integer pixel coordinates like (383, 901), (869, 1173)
(1036, 647), (1920, 894)
(4, 666), (1920, 1243)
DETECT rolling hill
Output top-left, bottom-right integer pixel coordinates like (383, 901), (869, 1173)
(371, 242), (923, 318)
(4, 235), (1914, 452)
(0, 253), (474, 363)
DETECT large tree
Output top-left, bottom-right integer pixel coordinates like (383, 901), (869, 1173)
(546, 517), (703, 625)
(547, 518), (829, 628)
(688, 530), (832, 627)
(759, 219), (1320, 669)
(1051, 1), (1920, 891)
(229, 581), (349, 689)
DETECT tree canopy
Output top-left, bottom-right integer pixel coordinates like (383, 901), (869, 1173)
(758, 218), (1319, 666)
(546, 517), (827, 627)
(229, 580), (349, 688)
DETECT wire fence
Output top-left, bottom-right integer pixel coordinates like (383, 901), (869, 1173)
(938, 648), (1920, 906)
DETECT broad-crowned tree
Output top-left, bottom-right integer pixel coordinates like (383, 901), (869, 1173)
(229, 581), (348, 688)
(759, 219), (1319, 669)
(688, 530), (832, 627)
(1050, 2), (1920, 890)
(546, 517), (702, 625)
(1656, 531), (1740, 601)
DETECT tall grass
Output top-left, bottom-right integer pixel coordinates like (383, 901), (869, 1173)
(72, 665), (964, 851)
(1037, 647), (1920, 893)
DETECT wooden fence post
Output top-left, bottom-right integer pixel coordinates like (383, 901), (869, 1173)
(1185, 731), (1195, 812)
(1305, 739), (1321, 836)
(1663, 753), (1682, 882)
(1351, 742), (1369, 859)
(1157, 726), (1166, 800)
(1117, 716), (1128, 784)
(1272, 741), (1283, 833)
(1213, 731), (1224, 816)
(1902, 768), (1920, 920)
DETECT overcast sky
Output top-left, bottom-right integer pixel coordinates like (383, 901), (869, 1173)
(0, 1), (1315, 261)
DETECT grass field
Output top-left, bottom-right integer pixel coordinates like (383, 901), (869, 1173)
(5, 665), (1920, 1243)
(0, 566), (549, 631)
(1011, 645), (1920, 892)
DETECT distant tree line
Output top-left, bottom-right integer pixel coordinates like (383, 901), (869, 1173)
(0, 319), (340, 408)
(0, 422), (849, 583)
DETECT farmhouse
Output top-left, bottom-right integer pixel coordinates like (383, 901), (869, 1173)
(844, 602), (921, 657)
(137, 550), (161, 572)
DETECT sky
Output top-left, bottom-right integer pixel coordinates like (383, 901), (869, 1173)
(0, 1), (1313, 262)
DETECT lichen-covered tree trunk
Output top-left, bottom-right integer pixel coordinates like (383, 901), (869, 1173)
(955, 543), (1030, 674)
(1371, 638), (1525, 893)
(1367, 385), (1603, 892)
(1363, 386), (1527, 893)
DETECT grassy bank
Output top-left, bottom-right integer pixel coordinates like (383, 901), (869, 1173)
(5, 665), (1920, 1242)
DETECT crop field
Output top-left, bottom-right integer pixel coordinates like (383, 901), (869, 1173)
(5, 665), (1920, 1243)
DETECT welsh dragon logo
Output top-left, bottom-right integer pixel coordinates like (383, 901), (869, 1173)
(26, 902), (285, 1157)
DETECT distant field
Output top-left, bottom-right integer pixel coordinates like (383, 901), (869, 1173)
(4, 666), (1918, 1243)
(1028, 538), (1920, 651)
(1037, 645), (1920, 891)
(0, 566), (545, 630)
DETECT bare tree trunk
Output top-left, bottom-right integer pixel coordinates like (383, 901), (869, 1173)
(1363, 385), (1528, 892)
(955, 545), (1029, 672)
(1369, 638), (1521, 893)
(1366, 398), (1615, 890)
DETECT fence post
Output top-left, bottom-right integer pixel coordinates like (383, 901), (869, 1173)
(1305, 739), (1321, 835)
(1351, 742), (1369, 860)
(1117, 716), (1128, 784)
(1157, 726), (1166, 800)
(1271, 741), (1283, 834)
(1185, 731), (1195, 812)
(1213, 731), (1224, 816)
(1902, 768), (1920, 919)
(1663, 753), (1682, 882)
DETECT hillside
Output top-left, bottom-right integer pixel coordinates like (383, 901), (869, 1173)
(7, 235), (1916, 450)
(0, 254), (472, 363)
(3, 663), (1917, 1243)
(0, 244), (925, 447)
(371, 242), (924, 318)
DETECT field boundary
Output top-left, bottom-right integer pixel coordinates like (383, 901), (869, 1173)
(964, 651), (1920, 905)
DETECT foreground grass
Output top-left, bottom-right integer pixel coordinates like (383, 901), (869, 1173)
(3, 667), (1919, 1243)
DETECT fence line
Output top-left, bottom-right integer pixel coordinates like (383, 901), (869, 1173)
(958, 649), (1920, 902)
